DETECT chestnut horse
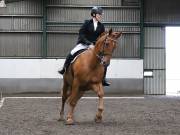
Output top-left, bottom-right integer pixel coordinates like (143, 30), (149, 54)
(59, 29), (122, 124)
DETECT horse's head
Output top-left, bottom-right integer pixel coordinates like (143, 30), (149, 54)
(95, 29), (122, 66)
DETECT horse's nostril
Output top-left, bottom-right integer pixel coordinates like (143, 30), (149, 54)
(102, 61), (110, 66)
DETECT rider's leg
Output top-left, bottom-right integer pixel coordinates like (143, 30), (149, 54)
(102, 65), (110, 86)
(58, 44), (88, 75)
(58, 53), (73, 75)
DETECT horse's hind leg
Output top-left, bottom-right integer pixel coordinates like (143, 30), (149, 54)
(66, 79), (80, 125)
(66, 90), (84, 125)
(59, 81), (70, 121)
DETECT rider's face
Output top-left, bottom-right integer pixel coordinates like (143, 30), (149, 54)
(95, 14), (103, 22)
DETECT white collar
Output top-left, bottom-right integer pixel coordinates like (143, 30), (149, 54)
(93, 18), (98, 24)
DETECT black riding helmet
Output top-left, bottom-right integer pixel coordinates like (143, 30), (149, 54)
(91, 6), (103, 17)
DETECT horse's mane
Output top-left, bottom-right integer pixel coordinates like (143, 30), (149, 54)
(97, 32), (107, 42)
(95, 32), (107, 46)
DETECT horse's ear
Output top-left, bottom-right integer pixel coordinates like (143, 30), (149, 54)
(108, 28), (113, 35)
(100, 32), (107, 37)
(113, 32), (122, 39)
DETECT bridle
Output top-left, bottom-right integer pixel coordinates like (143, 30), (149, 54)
(96, 34), (117, 65)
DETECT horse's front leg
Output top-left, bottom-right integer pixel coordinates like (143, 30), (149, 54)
(93, 84), (104, 123)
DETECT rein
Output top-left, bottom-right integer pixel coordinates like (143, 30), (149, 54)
(100, 36), (117, 56)
(96, 35), (117, 65)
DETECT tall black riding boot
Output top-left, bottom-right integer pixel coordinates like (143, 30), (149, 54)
(58, 53), (73, 75)
(102, 66), (110, 86)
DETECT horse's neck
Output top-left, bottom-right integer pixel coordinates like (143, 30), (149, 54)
(94, 46), (99, 56)
(88, 47), (100, 68)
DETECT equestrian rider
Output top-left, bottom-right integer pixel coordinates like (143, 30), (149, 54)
(58, 6), (110, 86)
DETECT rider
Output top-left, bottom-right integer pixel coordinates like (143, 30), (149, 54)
(58, 6), (110, 86)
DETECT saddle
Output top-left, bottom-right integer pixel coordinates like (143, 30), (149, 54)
(71, 49), (87, 63)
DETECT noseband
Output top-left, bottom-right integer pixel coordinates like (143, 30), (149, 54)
(97, 35), (117, 65)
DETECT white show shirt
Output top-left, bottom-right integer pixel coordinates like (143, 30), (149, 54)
(93, 18), (98, 31)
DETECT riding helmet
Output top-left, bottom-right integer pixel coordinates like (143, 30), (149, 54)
(91, 6), (103, 16)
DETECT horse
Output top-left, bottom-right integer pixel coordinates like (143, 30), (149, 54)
(59, 29), (122, 125)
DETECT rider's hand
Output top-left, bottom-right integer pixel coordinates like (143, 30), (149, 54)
(89, 44), (94, 48)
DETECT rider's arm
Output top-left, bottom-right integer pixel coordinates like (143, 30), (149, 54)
(78, 20), (92, 45)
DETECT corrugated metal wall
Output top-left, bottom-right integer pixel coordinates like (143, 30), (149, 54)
(0, 0), (42, 57)
(46, 0), (141, 58)
(0, 0), (42, 15)
(143, 0), (180, 94)
(0, 33), (42, 56)
(144, 27), (166, 94)
(0, 0), (141, 58)
(47, 7), (140, 22)
(145, 0), (180, 24)
(144, 70), (165, 94)
(47, 0), (123, 6)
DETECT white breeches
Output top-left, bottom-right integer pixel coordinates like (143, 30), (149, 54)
(70, 43), (94, 55)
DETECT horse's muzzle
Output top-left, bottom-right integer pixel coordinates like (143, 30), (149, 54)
(101, 57), (110, 66)
(104, 61), (110, 67)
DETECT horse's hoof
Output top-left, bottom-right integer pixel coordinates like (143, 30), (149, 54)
(95, 118), (102, 123)
(65, 118), (74, 125)
(58, 117), (64, 121)
(58, 115), (65, 121)
(94, 116), (102, 123)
